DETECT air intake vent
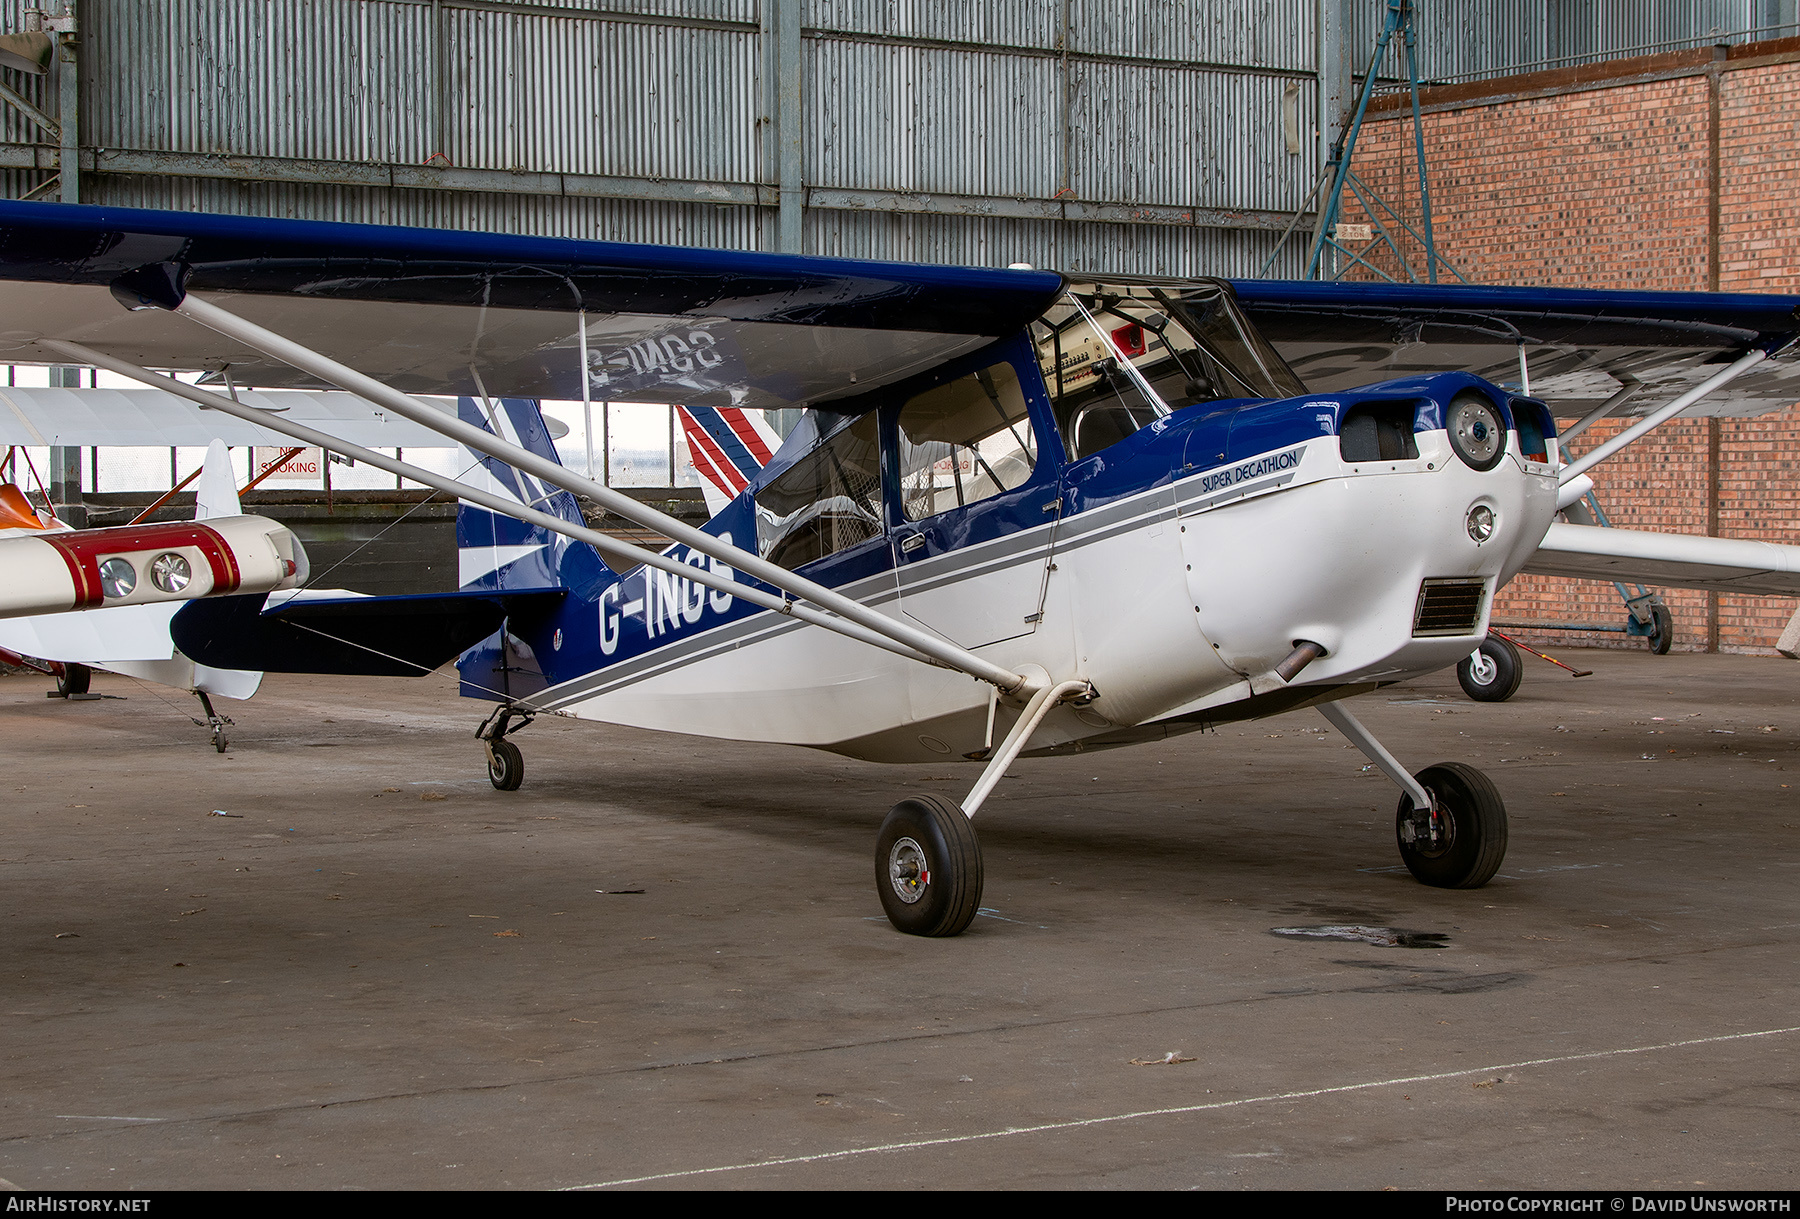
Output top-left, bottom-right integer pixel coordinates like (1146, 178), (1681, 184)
(1412, 578), (1487, 637)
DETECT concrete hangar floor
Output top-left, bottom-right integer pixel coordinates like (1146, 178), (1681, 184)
(0, 650), (1795, 1191)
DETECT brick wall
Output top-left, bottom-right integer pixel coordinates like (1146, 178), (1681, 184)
(1341, 43), (1800, 654)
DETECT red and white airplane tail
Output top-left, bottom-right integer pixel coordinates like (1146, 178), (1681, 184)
(0, 440), (307, 706)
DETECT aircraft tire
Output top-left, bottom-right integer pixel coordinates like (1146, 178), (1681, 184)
(1395, 763), (1507, 889)
(487, 739), (524, 791)
(1647, 604), (1674, 655)
(55, 663), (90, 698)
(1457, 638), (1521, 703)
(875, 795), (983, 937)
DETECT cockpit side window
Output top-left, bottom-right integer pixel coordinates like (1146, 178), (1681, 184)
(1032, 280), (1306, 461)
(896, 362), (1037, 522)
(754, 412), (883, 570)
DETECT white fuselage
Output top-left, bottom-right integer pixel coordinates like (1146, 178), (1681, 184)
(535, 429), (1559, 762)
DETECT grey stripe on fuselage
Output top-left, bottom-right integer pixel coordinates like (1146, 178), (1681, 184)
(534, 449), (1312, 710)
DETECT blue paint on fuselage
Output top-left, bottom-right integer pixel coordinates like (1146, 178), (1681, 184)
(468, 348), (1540, 705)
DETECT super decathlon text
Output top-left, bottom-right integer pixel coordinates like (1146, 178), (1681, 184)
(1192, 446), (1303, 496)
(6, 1200), (151, 1213)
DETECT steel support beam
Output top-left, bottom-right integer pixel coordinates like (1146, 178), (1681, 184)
(54, 2), (75, 205)
(775, 0), (804, 253)
(1316, 0), (1350, 254)
(0, 144), (1306, 235)
(0, 78), (58, 139)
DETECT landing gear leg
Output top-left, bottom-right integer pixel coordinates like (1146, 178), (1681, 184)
(1317, 700), (1508, 888)
(874, 678), (1091, 937)
(476, 705), (535, 791)
(192, 691), (233, 753)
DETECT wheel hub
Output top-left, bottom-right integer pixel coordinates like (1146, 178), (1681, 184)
(1399, 791), (1455, 857)
(1469, 650), (1496, 685)
(887, 836), (930, 904)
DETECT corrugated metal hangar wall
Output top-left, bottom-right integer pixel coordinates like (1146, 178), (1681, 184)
(3, 0), (1795, 276)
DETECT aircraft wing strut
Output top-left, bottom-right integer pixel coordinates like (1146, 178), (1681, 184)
(139, 292), (1031, 694)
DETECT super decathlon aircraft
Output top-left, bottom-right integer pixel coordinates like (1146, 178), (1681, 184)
(4, 201), (1800, 938)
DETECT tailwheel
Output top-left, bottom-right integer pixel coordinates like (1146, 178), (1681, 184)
(1457, 637), (1522, 702)
(487, 739), (524, 791)
(193, 691), (232, 753)
(875, 795), (983, 937)
(1395, 762), (1508, 889)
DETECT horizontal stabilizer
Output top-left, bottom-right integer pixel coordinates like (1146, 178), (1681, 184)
(1523, 523), (1800, 597)
(170, 588), (565, 676)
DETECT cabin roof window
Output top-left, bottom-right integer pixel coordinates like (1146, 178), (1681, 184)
(1032, 279), (1306, 460)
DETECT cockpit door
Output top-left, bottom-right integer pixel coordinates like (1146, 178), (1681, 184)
(890, 355), (1058, 649)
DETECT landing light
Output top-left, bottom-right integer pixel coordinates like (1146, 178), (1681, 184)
(1466, 504), (1496, 543)
(98, 558), (136, 599)
(150, 552), (192, 593)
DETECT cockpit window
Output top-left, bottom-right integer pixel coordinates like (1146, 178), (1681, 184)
(896, 362), (1037, 521)
(1032, 280), (1306, 460)
(754, 412), (883, 570)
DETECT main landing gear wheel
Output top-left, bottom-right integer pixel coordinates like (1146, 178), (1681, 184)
(1395, 763), (1508, 889)
(875, 795), (983, 937)
(54, 663), (90, 698)
(1647, 604), (1674, 655)
(487, 739), (523, 791)
(1457, 637), (1522, 703)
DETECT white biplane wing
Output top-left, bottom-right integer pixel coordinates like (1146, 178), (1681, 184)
(0, 385), (462, 448)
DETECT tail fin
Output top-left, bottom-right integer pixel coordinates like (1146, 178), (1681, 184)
(194, 439), (241, 519)
(677, 406), (780, 517)
(454, 396), (589, 592)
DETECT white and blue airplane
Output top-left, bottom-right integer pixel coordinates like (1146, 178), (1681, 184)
(3, 200), (1799, 936)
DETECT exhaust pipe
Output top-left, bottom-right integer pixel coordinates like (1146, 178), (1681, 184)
(1274, 640), (1326, 683)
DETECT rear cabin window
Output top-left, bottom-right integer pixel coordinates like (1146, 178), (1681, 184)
(896, 362), (1037, 521)
(753, 413), (882, 570)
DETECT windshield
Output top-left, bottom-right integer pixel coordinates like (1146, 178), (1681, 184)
(1030, 279), (1307, 460)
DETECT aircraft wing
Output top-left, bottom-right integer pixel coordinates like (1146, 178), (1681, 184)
(0, 200), (1065, 409)
(1523, 522), (1800, 598)
(1230, 280), (1800, 421)
(0, 385), (462, 448)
